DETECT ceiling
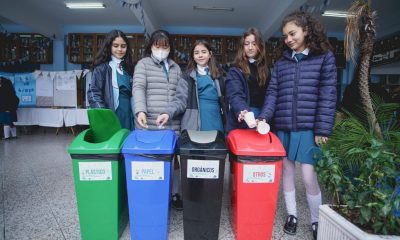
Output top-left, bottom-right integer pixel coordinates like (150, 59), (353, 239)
(0, 0), (398, 40)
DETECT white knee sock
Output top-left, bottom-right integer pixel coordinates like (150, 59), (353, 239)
(307, 192), (321, 223)
(10, 126), (17, 137)
(284, 190), (297, 217)
(3, 125), (10, 138)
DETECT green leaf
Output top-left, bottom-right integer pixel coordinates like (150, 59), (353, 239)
(371, 138), (382, 148)
(346, 148), (366, 155)
(360, 207), (371, 222)
(370, 150), (380, 159)
(346, 200), (356, 208)
(381, 204), (391, 216)
(372, 221), (383, 233)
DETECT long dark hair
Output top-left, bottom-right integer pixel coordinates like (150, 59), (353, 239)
(187, 39), (220, 80)
(92, 29), (134, 75)
(281, 11), (332, 55)
(144, 30), (174, 59)
(234, 27), (268, 87)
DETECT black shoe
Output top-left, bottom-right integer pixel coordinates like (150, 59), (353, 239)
(283, 215), (297, 235)
(1, 137), (10, 140)
(312, 222), (318, 240)
(171, 193), (183, 210)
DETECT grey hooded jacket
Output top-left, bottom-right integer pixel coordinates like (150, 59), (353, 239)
(133, 56), (183, 133)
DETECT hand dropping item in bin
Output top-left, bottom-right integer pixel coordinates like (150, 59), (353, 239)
(244, 112), (257, 128)
(257, 121), (270, 135)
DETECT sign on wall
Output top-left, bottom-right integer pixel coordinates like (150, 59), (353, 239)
(14, 72), (36, 107)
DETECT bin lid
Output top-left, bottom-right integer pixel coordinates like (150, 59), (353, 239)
(87, 109), (121, 143)
(122, 129), (177, 154)
(179, 130), (227, 155)
(227, 129), (286, 157)
(68, 128), (129, 155)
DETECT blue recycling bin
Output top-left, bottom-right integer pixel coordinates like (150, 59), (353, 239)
(122, 129), (177, 240)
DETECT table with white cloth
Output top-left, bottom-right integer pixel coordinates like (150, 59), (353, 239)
(15, 108), (89, 135)
(62, 108), (89, 135)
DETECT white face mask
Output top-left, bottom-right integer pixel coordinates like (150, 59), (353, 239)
(152, 49), (170, 62)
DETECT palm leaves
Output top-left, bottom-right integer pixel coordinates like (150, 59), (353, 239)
(344, 0), (382, 138)
(328, 96), (399, 175)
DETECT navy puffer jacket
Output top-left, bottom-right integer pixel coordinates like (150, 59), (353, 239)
(259, 50), (337, 137)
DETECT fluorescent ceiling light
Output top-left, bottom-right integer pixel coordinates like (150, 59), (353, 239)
(322, 11), (352, 18)
(65, 2), (105, 9)
(193, 6), (234, 12)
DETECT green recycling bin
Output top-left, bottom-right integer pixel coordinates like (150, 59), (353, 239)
(68, 109), (129, 240)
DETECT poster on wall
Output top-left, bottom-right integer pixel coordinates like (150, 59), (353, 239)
(53, 70), (81, 107)
(34, 71), (55, 107)
(14, 73), (36, 107)
(0, 72), (15, 85)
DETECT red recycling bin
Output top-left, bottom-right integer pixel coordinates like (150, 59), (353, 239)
(227, 129), (286, 240)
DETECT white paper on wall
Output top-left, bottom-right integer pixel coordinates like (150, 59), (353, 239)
(35, 71), (54, 107)
(55, 71), (76, 91)
(53, 70), (81, 107)
(36, 71), (54, 97)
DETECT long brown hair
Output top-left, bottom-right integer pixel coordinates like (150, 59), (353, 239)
(234, 27), (268, 87)
(281, 11), (332, 55)
(187, 39), (220, 80)
(92, 29), (134, 75)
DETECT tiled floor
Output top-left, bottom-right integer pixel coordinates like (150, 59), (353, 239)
(0, 128), (324, 240)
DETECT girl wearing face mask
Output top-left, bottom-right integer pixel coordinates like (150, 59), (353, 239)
(225, 27), (270, 132)
(87, 29), (135, 130)
(156, 39), (226, 132)
(133, 30), (184, 210)
(133, 30), (183, 132)
(259, 11), (337, 240)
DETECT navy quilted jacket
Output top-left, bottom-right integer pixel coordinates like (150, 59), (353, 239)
(259, 50), (337, 137)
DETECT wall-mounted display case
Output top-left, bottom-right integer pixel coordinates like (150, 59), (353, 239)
(68, 33), (240, 65)
(0, 33), (53, 64)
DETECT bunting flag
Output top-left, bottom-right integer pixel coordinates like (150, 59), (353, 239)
(300, 0), (331, 13)
(117, 0), (150, 39)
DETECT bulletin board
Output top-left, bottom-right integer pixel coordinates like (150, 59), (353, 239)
(53, 70), (81, 107)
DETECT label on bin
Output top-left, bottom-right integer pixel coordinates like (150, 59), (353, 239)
(243, 164), (275, 183)
(131, 161), (164, 180)
(187, 159), (219, 179)
(79, 162), (112, 181)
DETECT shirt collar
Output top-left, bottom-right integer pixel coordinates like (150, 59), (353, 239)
(197, 65), (209, 75)
(111, 55), (122, 64)
(291, 48), (310, 59)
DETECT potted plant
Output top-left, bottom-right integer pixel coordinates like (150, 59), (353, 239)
(316, 99), (400, 239)
(316, 1), (400, 238)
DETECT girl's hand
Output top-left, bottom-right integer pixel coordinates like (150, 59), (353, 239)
(137, 112), (148, 128)
(256, 118), (266, 125)
(238, 110), (248, 122)
(315, 136), (328, 145)
(156, 114), (169, 128)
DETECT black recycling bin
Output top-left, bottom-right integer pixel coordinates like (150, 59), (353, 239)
(179, 130), (227, 240)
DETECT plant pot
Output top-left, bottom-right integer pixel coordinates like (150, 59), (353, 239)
(318, 205), (400, 240)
